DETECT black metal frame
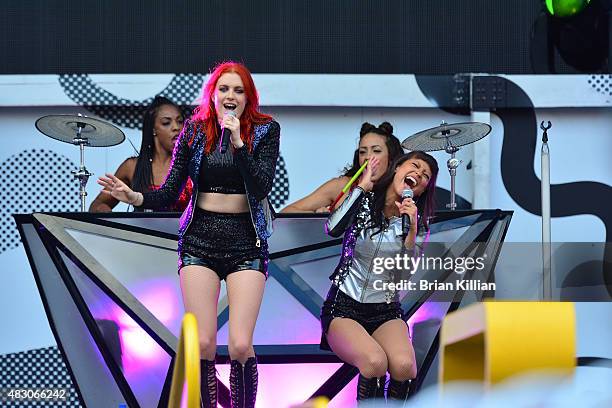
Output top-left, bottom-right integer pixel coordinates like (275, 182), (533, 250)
(14, 209), (513, 407)
(15, 217), (88, 408)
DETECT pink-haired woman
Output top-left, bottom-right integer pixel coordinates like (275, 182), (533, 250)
(99, 61), (280, 408)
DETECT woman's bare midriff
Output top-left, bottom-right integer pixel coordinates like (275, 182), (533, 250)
(196, 192), (250, 213)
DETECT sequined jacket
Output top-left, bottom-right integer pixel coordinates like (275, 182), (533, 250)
(139, 118), (280, 247)
(325, 186), (406, 303)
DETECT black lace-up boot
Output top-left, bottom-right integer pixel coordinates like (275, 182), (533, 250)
(229, 357), (258, 408)
(387, 378), (410, 404)
(356, 374), (385, 402)
(200, 359), (217, 408)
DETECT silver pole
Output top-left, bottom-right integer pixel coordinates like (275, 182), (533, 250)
(79, 142), (86, 211)
(448, 152), (459, 211)
(71, 120), (92, 212)
(541, 121), (552, 300)
(443, 121), (460, 211)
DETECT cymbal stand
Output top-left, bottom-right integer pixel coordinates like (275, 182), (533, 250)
(71, 120), (93, 212)
(441, 121), (461, 211)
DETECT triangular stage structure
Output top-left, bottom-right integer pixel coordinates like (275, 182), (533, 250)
(15, 210), (511, 407)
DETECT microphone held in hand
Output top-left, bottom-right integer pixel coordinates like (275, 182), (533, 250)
(402, 188), (413, 237)
(219, 110), (237, 154)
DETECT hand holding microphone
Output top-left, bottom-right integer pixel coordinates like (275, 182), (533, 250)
(219, 110), (239, 153)
(395, 189), (417, 238)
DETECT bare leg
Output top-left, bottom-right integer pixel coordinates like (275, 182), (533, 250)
(372, 319), (416, 381)
(226, 270), (266, 363)
(180, 265), (221, 360)
(180, 265), (221, 408)
(226, 270), (266, 408)
(326, 318), (388, 378)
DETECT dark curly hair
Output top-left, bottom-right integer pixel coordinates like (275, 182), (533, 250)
(342, 121), (403, 177)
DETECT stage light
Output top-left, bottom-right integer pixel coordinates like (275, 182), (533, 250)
(552, 0), (608, 71)
(545, 0), (591, 17)
(532, 0), (609, 72)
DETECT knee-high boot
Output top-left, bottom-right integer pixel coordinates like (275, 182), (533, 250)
(356, 374), (386, 402)
(387, 378), (410, 404)
(229, 357), (258, 408)
(200, 359), (217, 408)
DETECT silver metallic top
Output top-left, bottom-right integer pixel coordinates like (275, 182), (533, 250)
(326, 187), (408, 304)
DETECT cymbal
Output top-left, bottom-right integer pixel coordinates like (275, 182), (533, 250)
(401, 122), (491, 152)
(35, 114), (125, 147)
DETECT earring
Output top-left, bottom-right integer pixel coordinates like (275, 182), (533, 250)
(153, 130), (156, 136)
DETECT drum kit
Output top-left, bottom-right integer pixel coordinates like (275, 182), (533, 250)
(35, 113), (491, 212)
(35, 114), (125, 211)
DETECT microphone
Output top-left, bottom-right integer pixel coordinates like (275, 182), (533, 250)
(219, 110), (237, 154)
(401, 188), (413, 237)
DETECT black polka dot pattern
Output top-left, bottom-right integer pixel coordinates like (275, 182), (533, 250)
(270, 155), (289, 209)
(0, 346), (80, 407)
(58, 74), (204, 129)
(1, 149), (80, 254)
(588, 75), (612, 96)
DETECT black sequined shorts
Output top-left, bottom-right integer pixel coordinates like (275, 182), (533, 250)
(180, 207), (268, 280)
(320, 285), (404, 351)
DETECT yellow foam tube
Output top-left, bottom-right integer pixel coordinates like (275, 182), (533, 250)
(168, 313), (201, 408)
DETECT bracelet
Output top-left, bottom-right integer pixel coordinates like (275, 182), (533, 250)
(129, 192), (142, 206)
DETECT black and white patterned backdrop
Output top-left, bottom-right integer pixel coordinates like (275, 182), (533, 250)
(58, 74), (204, 128)
(0, 346), (79, 407)
(271, 156), (290, 208)
(588, 74), (612, 96)
(1, 149), (80, 255)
